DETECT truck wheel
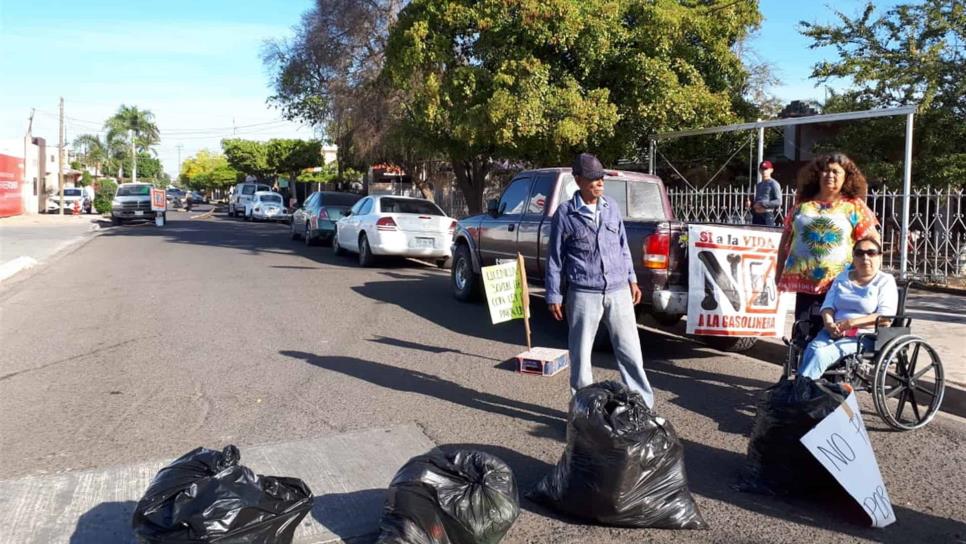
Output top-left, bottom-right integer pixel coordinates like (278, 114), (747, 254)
(702, 336), (758, 352)
(652, 313), (685, 327)
(451, 244), (480, 302)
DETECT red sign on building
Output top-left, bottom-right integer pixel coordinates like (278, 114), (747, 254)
(0, 153), (24, 218)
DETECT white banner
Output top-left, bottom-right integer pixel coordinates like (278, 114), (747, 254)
(481, 261), (525, 325)
(686, 225), (792, 337)
(800, 393), (896, 528)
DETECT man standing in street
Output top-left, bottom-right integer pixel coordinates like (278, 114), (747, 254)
(750, 160), (782, 226)
(545, 153), (655, 408)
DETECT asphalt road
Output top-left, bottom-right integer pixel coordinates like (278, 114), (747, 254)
(1, 208), (964, 543)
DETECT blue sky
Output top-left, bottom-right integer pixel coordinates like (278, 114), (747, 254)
(0, 0), (901, 177)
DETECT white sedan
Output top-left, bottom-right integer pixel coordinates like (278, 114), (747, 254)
(333, 195), (455, 268)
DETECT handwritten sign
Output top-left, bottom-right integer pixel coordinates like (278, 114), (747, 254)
(150, 188), (166, 212)
(800, 393), (896, 528)
(686, 224), (793, 337)
(482, 261), (526, 325)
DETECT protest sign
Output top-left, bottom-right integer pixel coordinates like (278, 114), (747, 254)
(800, 392), (896, 528)
(686, 224), (793, 337)
(482, 260), (526, 325)
(150, 188), (166, 212)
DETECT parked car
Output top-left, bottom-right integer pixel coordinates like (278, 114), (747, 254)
(45, 187), (90, 213)
(188, 191), (206, 204)
(290, 191), (363, 246)
(332, 195), (455, 268)
(450, 167), (776, 352)
(228, 182), (271, 217)
(111, 183), (161, 225)
(245, 191), (288, 222)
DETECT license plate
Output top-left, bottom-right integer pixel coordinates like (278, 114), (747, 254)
(414, 237), (434, 248)
(134, 210), (144, 216)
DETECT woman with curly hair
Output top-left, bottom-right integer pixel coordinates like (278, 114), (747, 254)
(776, 153), (880, 321)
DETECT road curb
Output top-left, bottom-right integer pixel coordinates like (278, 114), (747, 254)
(0, 225), (105, 294)
(911, 281), (966, 297)
(0, 256), (39, 282)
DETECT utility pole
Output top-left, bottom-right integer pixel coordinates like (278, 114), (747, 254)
(58, 97), (65, 215)
(176, 144), (183, 183)
(130, 128), (137, 184)
(25, 109), (34, 211)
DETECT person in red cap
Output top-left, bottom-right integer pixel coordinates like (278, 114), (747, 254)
(750, 160), (782, 226)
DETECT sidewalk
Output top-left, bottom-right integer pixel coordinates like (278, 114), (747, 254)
(0, 425), (434, 544)
(902, 288), (965, 387)
(0, 214), (105, 283)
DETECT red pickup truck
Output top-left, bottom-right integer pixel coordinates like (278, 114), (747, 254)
(450, 167), (769, 352)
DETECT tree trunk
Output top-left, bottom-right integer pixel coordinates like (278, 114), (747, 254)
(451, 156), (490, 215)
(402, 160), (435, 201)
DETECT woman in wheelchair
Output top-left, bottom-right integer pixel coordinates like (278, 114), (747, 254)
(798, 237), (897, 379)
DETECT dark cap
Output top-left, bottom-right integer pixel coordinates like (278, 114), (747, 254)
(572, 153), (605, 181)
(759, 160), (774, 171)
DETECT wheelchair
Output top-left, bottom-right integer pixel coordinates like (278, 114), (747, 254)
(783, 280), (945, 431)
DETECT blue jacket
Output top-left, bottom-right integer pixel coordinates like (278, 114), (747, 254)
(545, 194), (636, 304)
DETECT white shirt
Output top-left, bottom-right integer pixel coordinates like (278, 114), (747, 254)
(574, 192), (605, 226)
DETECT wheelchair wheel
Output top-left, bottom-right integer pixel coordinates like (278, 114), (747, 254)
(872, 335), (945, 431)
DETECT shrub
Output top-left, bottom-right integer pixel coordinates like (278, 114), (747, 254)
(94, 178), (118, 214)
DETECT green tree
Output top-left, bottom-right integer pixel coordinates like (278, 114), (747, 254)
(180, 149), (239, 191)
(72, 134), (109, 177)
(221, 139), (272, 179)
(267, 138), (323, 182)
(801, 0), (966, 188)
(262, 0), (403, 175)
(384, 0), (761, 213)
(120, 152), (163, 181)
(104, 105), (161, 183)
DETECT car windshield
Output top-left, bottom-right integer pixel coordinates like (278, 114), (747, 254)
(379, 198), (444, 216)
(322, 193), (361, 206)
(560, 174), (667, 220)
(116, 185), (151, 196)
(64, 189), (82, 196)
(325, 206), (351, 219)
(258, 195), (282, 204)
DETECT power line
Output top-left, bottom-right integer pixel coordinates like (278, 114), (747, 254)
(35, 109), (299, 134)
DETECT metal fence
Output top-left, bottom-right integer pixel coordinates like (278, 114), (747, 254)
(668, 186), (966, 283)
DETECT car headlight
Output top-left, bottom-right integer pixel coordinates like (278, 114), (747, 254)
(112, 199), (121, 206)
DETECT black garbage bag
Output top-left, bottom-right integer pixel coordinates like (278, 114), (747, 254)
(132, 445), (314, 544)
(376, 449), (519, 544)
(528, 381), (707, 529)
(739, 376), (850, 495)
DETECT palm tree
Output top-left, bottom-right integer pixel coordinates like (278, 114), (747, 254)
(104, 105), (160, 182)
(71, 134), (107, 176)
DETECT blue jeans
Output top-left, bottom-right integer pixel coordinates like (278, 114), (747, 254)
(798, 329), (874, 379)
(566, 286), (654, 408)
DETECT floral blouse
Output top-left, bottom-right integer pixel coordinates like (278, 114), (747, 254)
(778, 198), (879, 295)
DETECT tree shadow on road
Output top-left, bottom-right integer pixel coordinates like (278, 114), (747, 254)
(350, 273), (569, 348)
(310, 488), (385, 544)
(99, 213), (434, 272)
(681, 439), (966, 543)
(645, 358), (770, 436)
(69, 500), (137, 543)
(279, 351), (567, 430)
(368, 335), (499, 362)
